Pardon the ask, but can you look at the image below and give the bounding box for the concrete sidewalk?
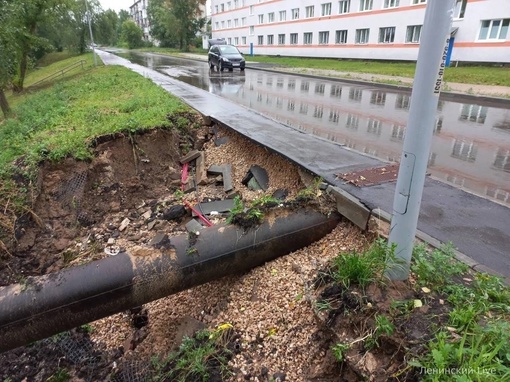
[98,50,510,283]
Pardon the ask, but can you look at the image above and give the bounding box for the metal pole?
[85,0,97,66]
[386,0,455,280]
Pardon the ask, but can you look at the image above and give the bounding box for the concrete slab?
[97,50,510,280]
[327,186,371,230]
[192,199,236,216]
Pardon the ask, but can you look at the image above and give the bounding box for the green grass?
[1,60,187,171]
[249,55,510,87]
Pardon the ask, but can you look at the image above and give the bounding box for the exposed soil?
[0,117,443,381]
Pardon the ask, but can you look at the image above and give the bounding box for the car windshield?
[219,45,240,54]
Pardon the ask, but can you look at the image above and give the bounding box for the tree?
[148,0,206,50]
[96,9,119,46]
[0,0,20,118]
[121,20,143,49]
[170,0,206,51]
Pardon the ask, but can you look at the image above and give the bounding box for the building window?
[349,88,363,102]
[227,2,231,10]
[315,83,326,94]
[227,20,231,28]
[304,32,313,44]
[258,35,264,45]
[383,0,399,8]
[359,0,373,11]
[412,0,426,3]
[319,31,330,44]
[451,139,478,162]
[267,35,274,45]
[395,94,410,109]
[454,0,467,19]
[221,4,224,12]
[406,25,422,43]
[242,17,246,26]
[278,34,285,45]
[391,125,405,141]
[339,0,350,14]
[249,5,254,15]
[331,85,342,97]
[258,14,264,24]
[221,21,225,29]
[290,33,298,44]
[335,29,348,43]
[292,8,300,20]
[379,26,395,43]
[367,119,382,136]
[268,12,275,22]
[280,10,286,21]
[346,114,359,129]
[234,19,239,27]
[215,5,219,13]
[321,3,332,16]
[215,22,219,30]
[493,148,510,172]
[460,104,488,124]
[234,0,239,8]
[301,81,310,92]
[228,37,232,44]
[305,6,314,18]
[479,19,510,40]
[249,26,254,35]
[242,36,246,44]
[355,28,370,44]
[370,91,386,106]
[288,79,296,90]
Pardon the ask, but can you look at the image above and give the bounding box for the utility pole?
[85,0,97,66]
[385,0,456,280]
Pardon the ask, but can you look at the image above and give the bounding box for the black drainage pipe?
[0,209,339,353]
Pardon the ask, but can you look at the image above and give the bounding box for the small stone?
[119,218,130,232]
[107,238,116,245]
[273,372,286,381]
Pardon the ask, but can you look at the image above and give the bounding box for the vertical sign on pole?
[385,0,456,280]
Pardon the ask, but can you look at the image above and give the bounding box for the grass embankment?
[323,240,510,380]
[0,52,189,246]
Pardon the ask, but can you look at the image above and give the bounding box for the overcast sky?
[98,0,212,14]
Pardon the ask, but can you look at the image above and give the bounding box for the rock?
[119,218,130,232]
[273,372,286,381]
[162,205,187,221]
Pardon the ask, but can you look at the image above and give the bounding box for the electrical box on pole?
[385,0,456,281]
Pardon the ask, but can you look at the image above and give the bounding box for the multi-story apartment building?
[130,0,151,42]
[210,0,510,63]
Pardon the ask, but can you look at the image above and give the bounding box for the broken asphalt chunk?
[191,199,236,216]
[242,165,269,191]
[179,149,201,164]
[208,164,233,192]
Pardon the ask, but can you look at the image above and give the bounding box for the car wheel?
[219,61,225,72]
[229,68,233,72]
[240,67,245,72]
[209,60,214,69]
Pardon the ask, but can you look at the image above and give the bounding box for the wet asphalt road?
[98,50,510,281]
[118,51,510,209]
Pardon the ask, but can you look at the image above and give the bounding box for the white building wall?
[210,0,510,63]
